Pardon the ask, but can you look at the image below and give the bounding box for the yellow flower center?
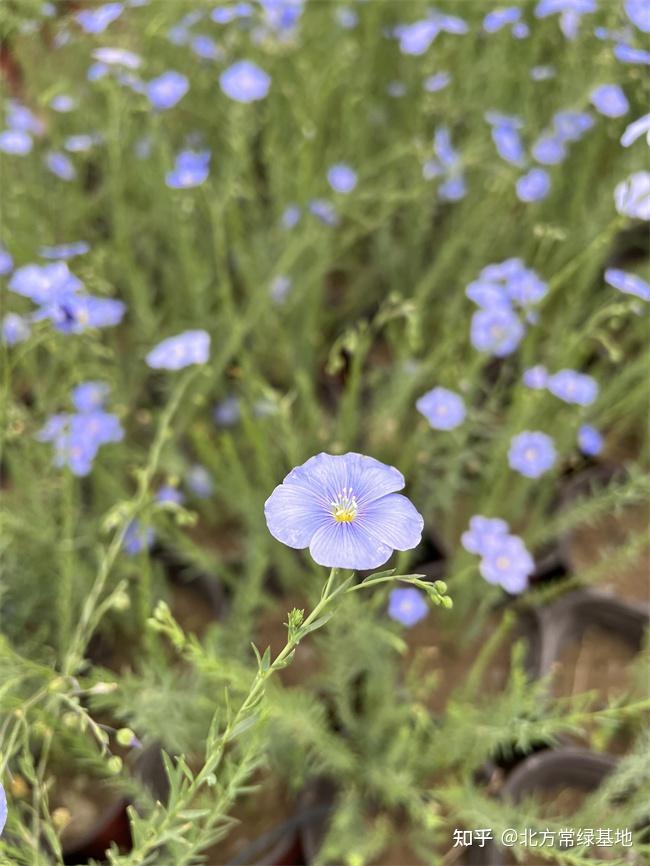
[331,488,358,523]
[496,556,511,570]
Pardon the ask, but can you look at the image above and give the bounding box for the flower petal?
[359,493,424,551]
[309,521,393,570]
[264,482,329,549]
[283,452,405,507]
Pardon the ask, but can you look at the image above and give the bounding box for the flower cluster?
[423,126,467,201]
[462,515,534,593]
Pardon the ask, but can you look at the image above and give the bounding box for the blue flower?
[269,274,292,304]
[92,47,142,68]
[439,176,467,201]
[76,3,124,33]
[530,65,556,80]
[461,515,509,555]
[423,72,450,92]
[9,262,82,303]
[191,35,221,60]
[388,588,428,627]
[578,424,603,456]
[516,168,551,202]
[0,129,32,154]
[491,123,526,166]
[327,163,357,194]
[214,395,241,426]
[88,62,109,82]
[479,533,534,593]
[72,382,110,413]
[620,113,650,147]
[483,7,521,33]
[40,241,90,259]
[0,246,13,274]
[211,3,253,23]
[470,307,525,356]
[45,152,76,182]
[260,0,304,33]
[523,365,549,389]
[531,135,566,165]
[146,330,210,370]
[309,199,338,226]
[166,150,211,188]
[506,269,548,306]
[50,94,76,113]
[335,7,358,29]
[547,369,598,405]
[416,387,466,430]
[465,280,511,310]
[553,110,594,143]
[512,22,530,38]
[613,44,650,65]
[156,485,185,505]
[219,61,270,103]
[534,0,596,38]
[604,268,650,301]
[281,204,301,229]
[147,71,189,110]
[0,781,6,836]
[264,452,424,569]
[185,464,214,498]
[615,171,650,220]
[508,431,557,478]
[398,20,439,55]
[41,295,125,333]
[123,520,155,555]
[6,101,44,135]
[1,313,30,346]
[625,0,650,32]
[590,84,629,118]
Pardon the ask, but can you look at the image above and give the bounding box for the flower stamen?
[331,487,358,523]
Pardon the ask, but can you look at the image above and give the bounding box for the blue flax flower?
[508,431,556,478]
[2,313,31,346]
[40,241,90,259]
[146,330,210,370]
[483,7,521,33]
[147,72,189,110]
[416,387,466,430]
[461,515,509,555]
[9,262,82,303]
[470,307,524,356]
[123,520,155,555]
[553,110,594,143]
[0,130,33,155]
[621,113,650,147]
[531,135,566,165]
[185,464,214,498]
[614,44,650,65]
[479,533,534,593]
[590,84,629,118]
[604,268,650,301]
[327,164,357,194]
[516,168,550,202]
[37,295,125,333]
[264,452,423,570]
[72,382,110,412]
[166,150,211,188]
[191,35,221,60]
[50,94,77,113]
[281,204,301,229]
[491,123,526,166]
[219,61,270,102]
[398,20,439,55]
[309,199,338,226]
[423,72,450,92]
[45,152,76,182]
[388,588,428,627]
[0,782,6,836]
[615,171,650,220]
[523,365,549,389]
[76,3,123,33]
[578,424,603,456]
[625,0,650,32]
[547,369,598,405]
[260,0,304,33]
[6,101,44,135]
[0,246,13,274]
[156,485,185,505]
[92,47,142,68]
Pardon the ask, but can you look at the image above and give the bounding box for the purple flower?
[479,533,534,593]
[45,152,76,182]
[506,270,548,307]
[219,61,270,103]
[9,262,82,303]
[398,20,439,55]
[123,520,155,555]
[461,515,509,555]
[439,176,466,201]
[0,781,5,835]
[590,84,629,118]
[483,8,521,33]
[214,395,241,426]
[327,163,357,194]
[531,135,566,165]
[146,330,210,370]
[185,464,214,498]
[615,171,650,220]
[516,168,551,202]
[625,0,650,32]
[423,72,450,92]
[0,130,32,154]
[470,307,524,356]
[614,43,650,65]
[547,369,598,405]
[416,387,466,430]
[76,3,124,33]
[1,313,30,345]
[43,295,125,333]
[309,199,338,226]
[211,3,253,23]
[388,588,428,627]
[465,280,511,310]
[523,365,549,389]
[38,398,123,477]
[264,452,424,570]
[6,101,44,135]
[0,247,13,275]
[40,241,90,259]
[87,62,109,82]
[508,431,557,478]
[553,111,594,143]
[72,382,109,413]
[578,424,603,456]
[604,268,650,301]
[156,485,185,505]
[147,72,189,110]
[92,47,142,68]
[621,113,650,147]
[166,150,211,189]
[434,126,459,168]
[191,35,221,60]
[50,94,76,113]
[260,0,304,33]
[491,124,525,166]
[512,21,530,38]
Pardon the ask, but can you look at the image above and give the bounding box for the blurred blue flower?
[491,123,526,166]
[191,35,221,60]
[479,533,533,593]
[219,61,270,102]
[530,65,556,80]
[88,62,109,82]
[508,431,556,478]
[398,20,439,55]
[76,3,124,33]
[146,330,210,370]
[625,0,650,32]
[466,280,511,310]
[281,204,301,229]
[523,365,549,389]
[156,485,185,505]
[1,313,30,346]
[553,110,594,143]
[547,369,598,405]
[439,176,467,201]
[604,268,650,301]
[614,171,650,220]
[269,274,292,304]
[534,0,596,40]
[185,464,214,498]
[0,130,32,155]
[147,71,189,110]
[45,152,76,182]
[327,163,357,194]
[211,3,253,23]
[483,7,521,33]
[64,135,96,153]
[388,588,428,627]
[264,452,423,569]
[590,84,629,118]
[309,199,338,226]
[336,7,358,29]
[72,382,110,413]
[166,150,211,188]
[416,387,466,430]
[620,113,650,147]
[431,9,468,35]
[506,269,548,307]
[92,47,142,68]
[123,520,155,555]
[516,168,551,202]
[9,262,82,303]
[387,81,407,98]
[40,295,126,333]
[512,21,530,38]
[40,241,90,259]
[471,307,524,356]
[434,126,459,168]
[614,43,650,65]
[214,395,241,426]
[578,424,603,456]
[423,71,450,92]
[462,515,510,555]
[531,135,566,165]
[50,94,76,113]
[260,0,304,33]
[0,246,13,274]
[6,101,44,135]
